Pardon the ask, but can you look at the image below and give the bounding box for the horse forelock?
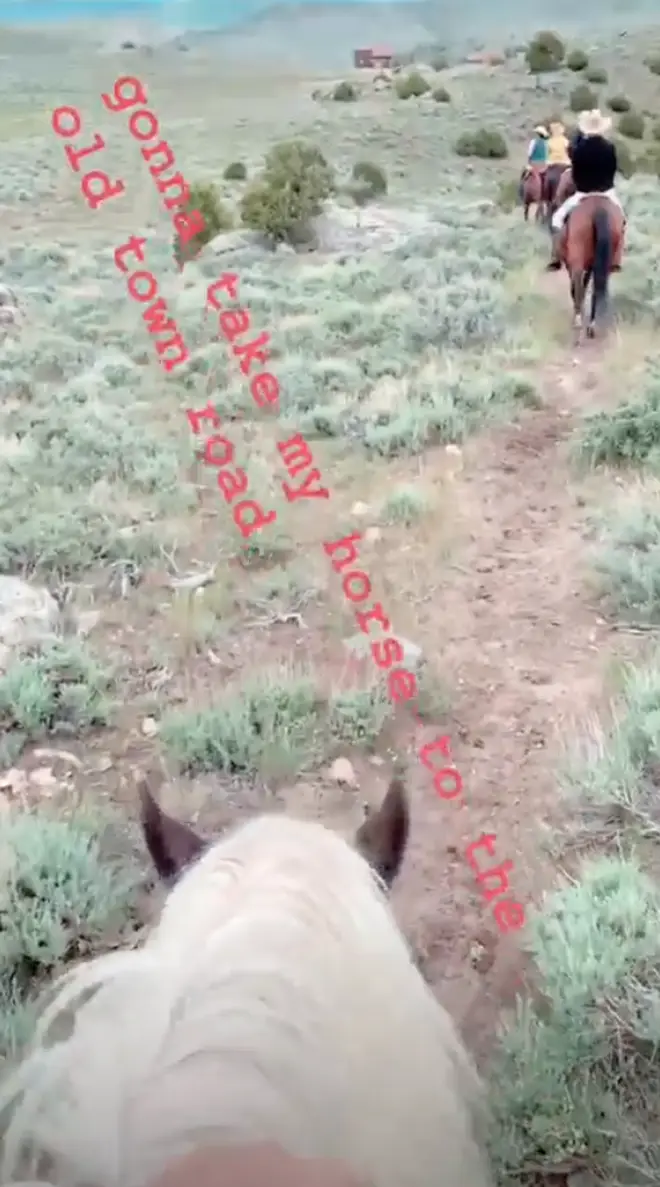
[0,814,494,1187]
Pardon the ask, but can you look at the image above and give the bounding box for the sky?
[0,0,415,25]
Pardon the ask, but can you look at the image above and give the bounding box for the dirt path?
[393,313,638,1057]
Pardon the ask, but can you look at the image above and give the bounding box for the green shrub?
[351,160,387,197]
[569,83,598,112]
[430,53,448,70]
[332,80,357,101]
[432,85,451,102]
[0,640,111,756]
[525,41,559,74]
[618,110,645,138]
[240,139,335,244]
[574,378,660,469]
[496,177,520,212]
[652,120,660,140]
[173,181,234,266]
[532,29,565,60]
[454,128,508,159]
[0,807,139,1055]
[613,137,635,178]
[395,70,431,99]
[566,48,589,71]
[223,160,247,181]
[161,665,390,777]
[592,491,660,623]
[489,855,660,1183]
[646,54,660,75]
[636,145,660,174]
[607,93,631,113]
[585,65,608,83]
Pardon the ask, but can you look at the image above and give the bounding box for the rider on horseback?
[520,124,548,198]
[547,120,570,168]
[547,110,623,270]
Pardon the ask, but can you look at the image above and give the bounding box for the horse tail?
[592,203,612,304]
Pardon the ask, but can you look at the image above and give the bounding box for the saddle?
[561,194,625,272]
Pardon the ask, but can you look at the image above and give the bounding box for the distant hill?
[193,0,657,69]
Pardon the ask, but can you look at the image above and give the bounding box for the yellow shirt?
[547,133,570,166]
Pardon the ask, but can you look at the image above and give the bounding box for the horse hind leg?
[570,271,586,343]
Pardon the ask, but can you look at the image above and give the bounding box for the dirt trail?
[393,306,637,1057]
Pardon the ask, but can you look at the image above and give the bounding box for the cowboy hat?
[577,108,612,137]
[534,124,549,136]
[549,120,565,135]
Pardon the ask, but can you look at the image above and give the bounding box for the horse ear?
[137,777,206,884]
[355,777,409,888]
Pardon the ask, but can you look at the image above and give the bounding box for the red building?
[353,46,394,69]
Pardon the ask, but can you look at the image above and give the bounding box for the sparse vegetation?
[454,128,508,158]
[618,109,645,138]
[0,640,112,757]
[525,30,566,77]
[161,665,391,777]
[332,80,357,102]
[613,136,635,176]
[395,70,431,99]
[569,82,599,111]
[607,93,632,112]
[173,180,234,265]
[223,160,247,181]
[351,159,388,198]
[0,805,139,1055]
[566,48,589,71]
[646,53,660,75]
[4,21,660,1179]
[240,138,335,242]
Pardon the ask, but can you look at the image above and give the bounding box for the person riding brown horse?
[521,167,545,221]
[542,120,571,219]
[559,191,625,338]
[547,109,624,271]
[520,123,548,220]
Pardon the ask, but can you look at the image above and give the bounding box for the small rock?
[364,526,381,543]
[30,766,57,789]
[0,767,28,797]
[351,501,370,516]
[76,609,101,637]
[397,637,424,670]
[141,717,159,737]
[329,757,358,787]
[0,576,60,675]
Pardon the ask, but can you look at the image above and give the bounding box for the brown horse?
[521,166,546,222]
[560,194,625,340]
[543,163,571,223]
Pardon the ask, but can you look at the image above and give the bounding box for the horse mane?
[0,783,493,1187]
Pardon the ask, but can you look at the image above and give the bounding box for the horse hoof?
[586,324,596,339]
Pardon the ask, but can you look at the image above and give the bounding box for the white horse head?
[0,778,493,1187]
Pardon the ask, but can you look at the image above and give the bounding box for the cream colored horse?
[0,779,494,1187]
